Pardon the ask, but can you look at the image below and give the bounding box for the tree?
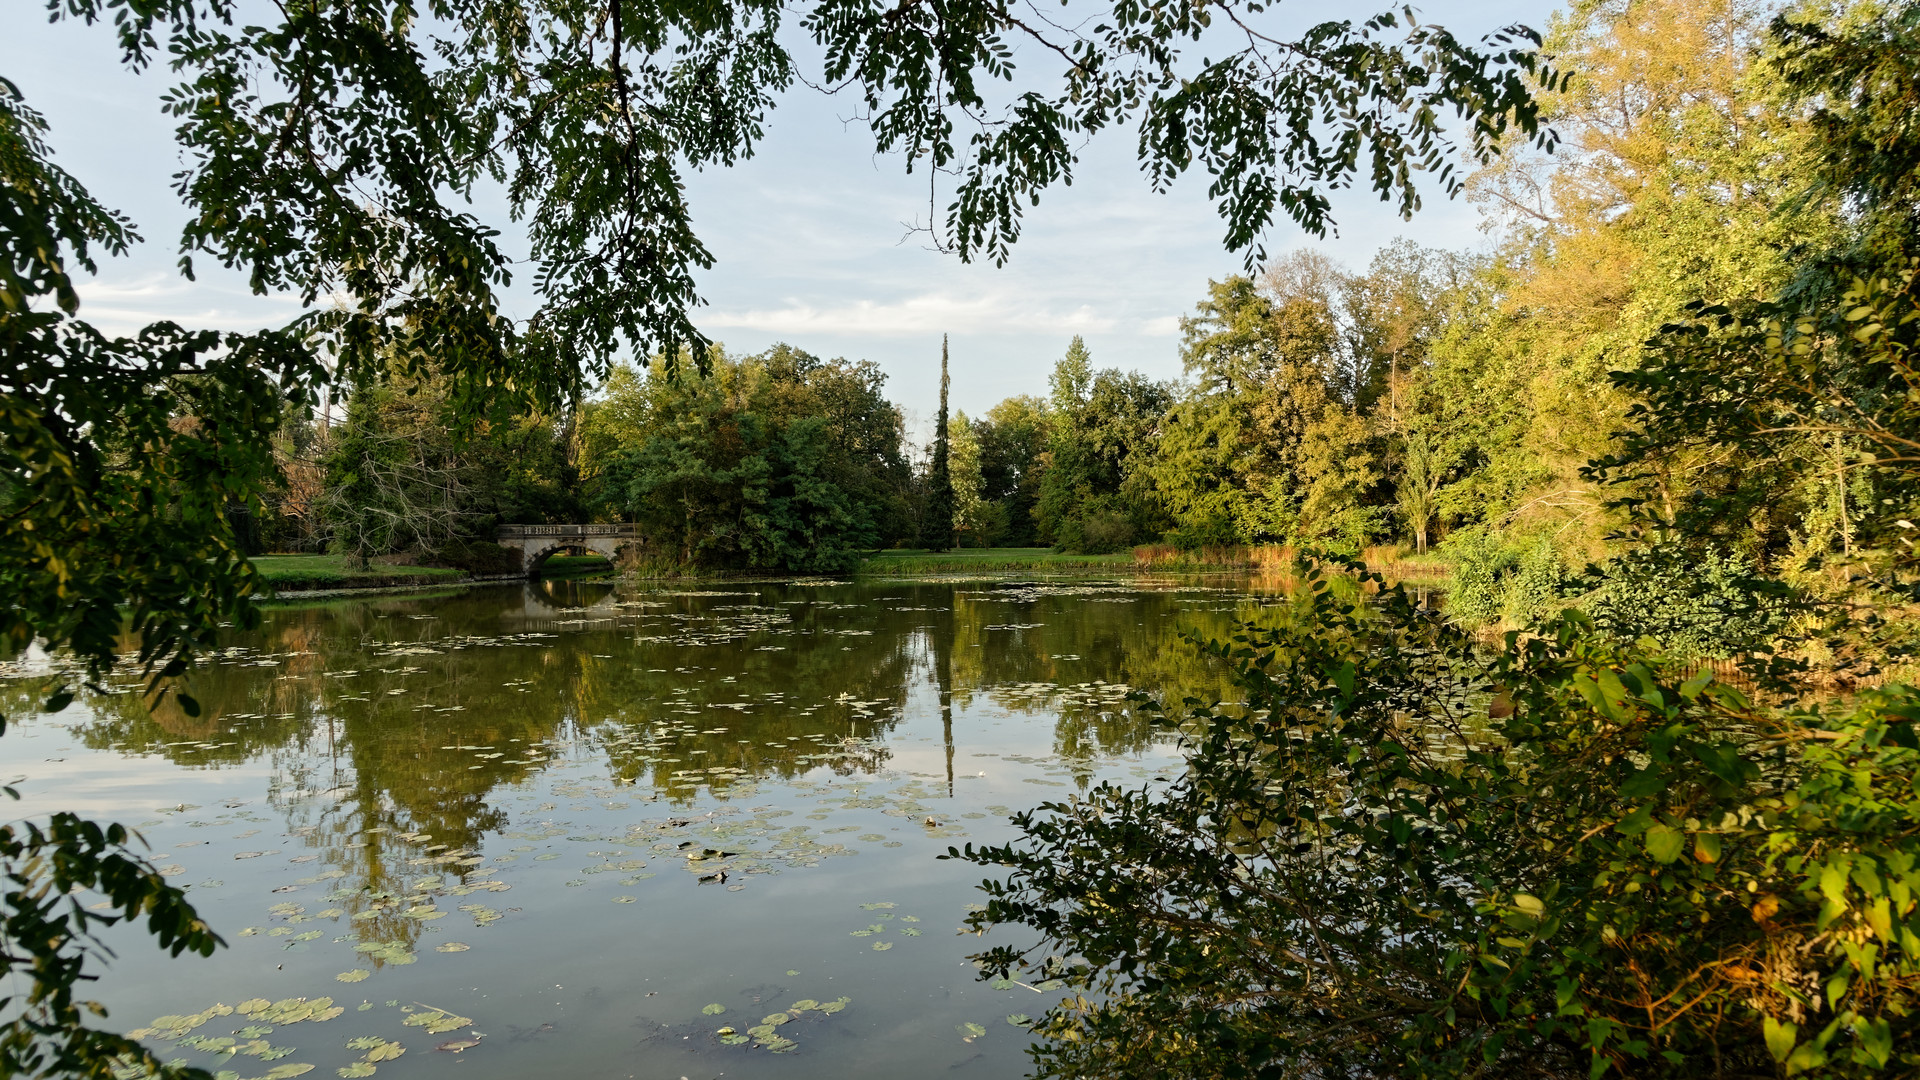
[949,412,1002,546]
[1395,426,1445,553]
[1151,275,1378,548]
[977,396,1052,547]
[1338,239,1467,416]
[1594,1,1920,573]
[319,378,476,568]
[921,336,956,551]
[586,346,910,572]
[1037,339,1172,553]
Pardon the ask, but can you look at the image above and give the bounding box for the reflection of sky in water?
[0,578,1284,1079]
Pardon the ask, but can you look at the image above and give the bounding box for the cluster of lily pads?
[118,998,476,1080]
[848,900,924,951]
[701,994,852,1053]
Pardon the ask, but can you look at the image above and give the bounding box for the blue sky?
[3,0,1552,427]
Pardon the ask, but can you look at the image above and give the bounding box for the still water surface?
[3,577,1291,1080]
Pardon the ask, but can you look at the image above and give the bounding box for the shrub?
[1578,545,1790,660]
[953,558,1920,1079]
[1440,524,1517,625]
[1164,516,1239,552]
[1075,510,1135,554]
[1505,535,1569,625]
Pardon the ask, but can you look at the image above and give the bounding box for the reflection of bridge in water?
[495,524,640,576]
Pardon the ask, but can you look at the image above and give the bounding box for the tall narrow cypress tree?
[922,335,956,551]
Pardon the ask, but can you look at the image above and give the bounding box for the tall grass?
[1131,542,1451,581]
[1132,544,1297,570]
[1359,543,1452,582]
[858,549,1131,576]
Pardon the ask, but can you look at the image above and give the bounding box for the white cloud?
[702,291,1123,338]
[73,272,303,336]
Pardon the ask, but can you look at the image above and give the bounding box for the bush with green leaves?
[1439,524,1518,624]
[952,558,1920,1078]
[1578,545,1791,661]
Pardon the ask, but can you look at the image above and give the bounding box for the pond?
[2,576,1315,1080]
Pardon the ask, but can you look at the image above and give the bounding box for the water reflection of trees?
[17,578,1294,917]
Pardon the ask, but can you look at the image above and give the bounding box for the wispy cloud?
[74,272,303,336]
[702,290,1154,338]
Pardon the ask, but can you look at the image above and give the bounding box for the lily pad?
[335,1064,375,1078]
[335,970,371,983]
[434,942,470,953]
[871,941,892,951]
[701,1004,726,1016]
[402,1009,471,1035]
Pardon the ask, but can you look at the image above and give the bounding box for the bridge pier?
[496,524,641,577]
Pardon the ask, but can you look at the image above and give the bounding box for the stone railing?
[496,524,641,539]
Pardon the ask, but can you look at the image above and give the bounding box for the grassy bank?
[857,547,1133,576]
[854,544,1453,581]
[1130,543,1452,581]
[539,554,614,576]
[250,555,467,593]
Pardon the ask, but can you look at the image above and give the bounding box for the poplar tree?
[921,335,956,551]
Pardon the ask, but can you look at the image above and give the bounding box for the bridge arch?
[496,524,641,577]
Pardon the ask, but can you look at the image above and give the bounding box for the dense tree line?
[269,0,1906,605]
[918,0,1919,666]
[254,0,1916,636]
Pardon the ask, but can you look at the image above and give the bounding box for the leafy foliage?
[317,368,580,567]
[1,78,314,706]
[1036,338,1173,553]
[953,558,1920,1077]
[1,793,223,1080]
[1576,545,1791,662]
[583,346,911,572]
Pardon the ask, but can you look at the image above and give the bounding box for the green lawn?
[538,554,614,575]
[250,555,465,591]
[857,547,1131,576]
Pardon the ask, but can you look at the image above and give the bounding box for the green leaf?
[1643,824,1684,864]
[1613,804,1655,837]
[1328,661,1355,699]
[1764,1016,1797,1063]
[1693,834,1721,864]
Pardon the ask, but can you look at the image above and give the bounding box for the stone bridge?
[495,524,641,576]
